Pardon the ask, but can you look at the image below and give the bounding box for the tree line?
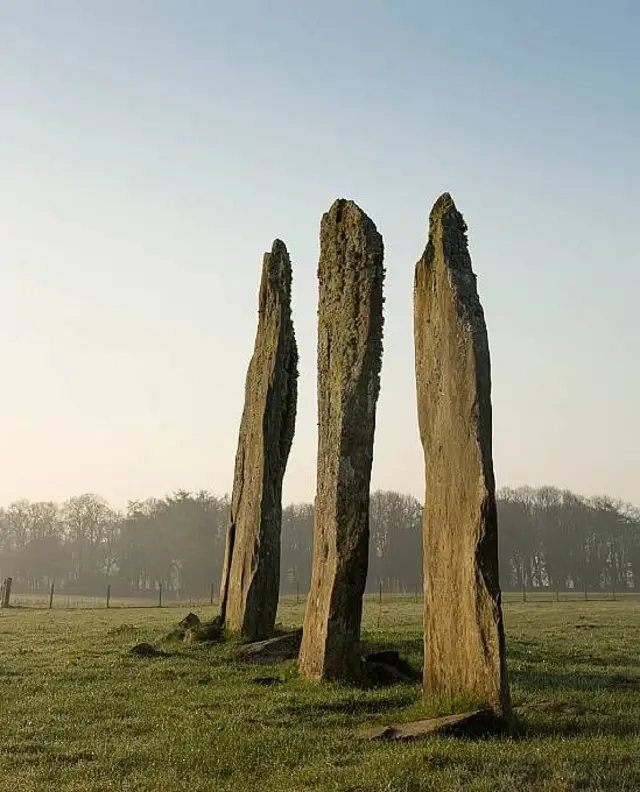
[0,487,638,598]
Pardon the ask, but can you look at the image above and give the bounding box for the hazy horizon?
[2,1,639,510]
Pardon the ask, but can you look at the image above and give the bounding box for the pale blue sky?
[1,0,638,508]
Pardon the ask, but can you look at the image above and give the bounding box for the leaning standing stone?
[414,193,510,714]
[219,240,298,641]
[299,199,385,681]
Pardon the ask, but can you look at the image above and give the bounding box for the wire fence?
[0,579,216,611]
[1,576,638,612]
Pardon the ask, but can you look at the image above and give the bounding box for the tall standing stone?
[414,193,510,714]
[299,199,385,681]
[219,240,298,641]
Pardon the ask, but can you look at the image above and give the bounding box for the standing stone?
[299,199,385,681]
[414,193,511,714]
[219,240,298,641]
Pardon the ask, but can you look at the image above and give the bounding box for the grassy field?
[1,597,638,791]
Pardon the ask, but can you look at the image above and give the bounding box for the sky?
[1,0,639,509]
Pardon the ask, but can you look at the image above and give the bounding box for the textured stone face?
[414,193,511,714]
[299,199,384,681]
[219,239,298,641]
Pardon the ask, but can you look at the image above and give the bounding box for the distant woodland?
[1,487,638,597]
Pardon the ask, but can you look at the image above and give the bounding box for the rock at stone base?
[360,650,420,685]
[236,628,303,664]
[179,612,201,628]
[358,709,506,741]
[183,617,224,645]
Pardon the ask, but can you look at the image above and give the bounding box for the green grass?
[0,597,638,791]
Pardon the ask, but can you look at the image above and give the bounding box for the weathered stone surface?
[299,199,385,681]
[218,240,298,641]
[413,193,511,714]
[358,709,506,741]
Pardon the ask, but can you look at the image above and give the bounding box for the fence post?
[555,583,560,603]
[0,580,4,608]
[106,584,111,609]
[210,583,215,606]
[2,578,13,608]
[612,578,616,602]
[522,580,527,603]
[158,583,163,608]
[1,577,12,609]
[584,581,588,601]
[49,583,55,609]
[296,580,300,605]
[379,580,383,605]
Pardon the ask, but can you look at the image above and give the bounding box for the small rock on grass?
[130,643,167,658]
[179,612,201,628]
[361,650,420,685]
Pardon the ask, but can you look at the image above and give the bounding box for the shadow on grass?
[511,710,640,739]
[509,659,640,739]
[353,634,639,740]
[361,635,423,657]
[281,691,418,720]
[508,642,638,671]
[155,626,637,741]
[0,669,22,678]
[510,665,640,696]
